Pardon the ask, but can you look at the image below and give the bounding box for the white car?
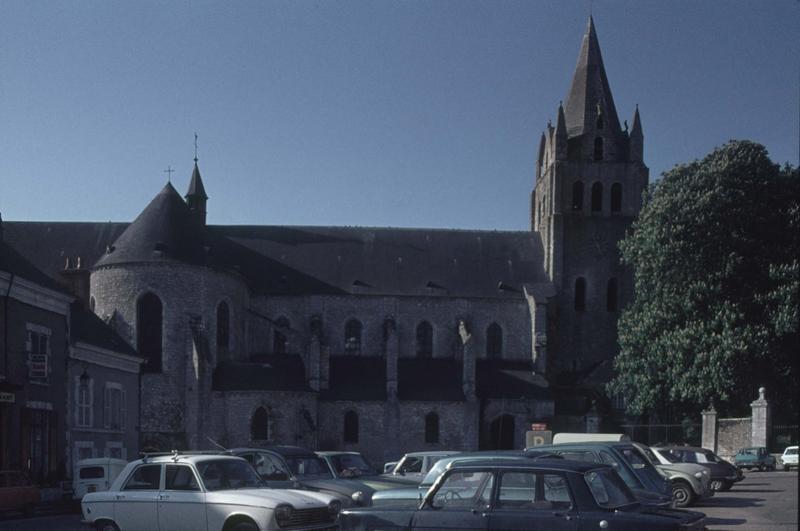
[81,453,341,531]
[384,451,461,481]
[781,446,798,471]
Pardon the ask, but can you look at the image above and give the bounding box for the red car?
[0,470,40,516]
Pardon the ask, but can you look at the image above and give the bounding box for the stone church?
[5,17,648,467]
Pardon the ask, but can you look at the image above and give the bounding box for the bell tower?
[531,17,649,375]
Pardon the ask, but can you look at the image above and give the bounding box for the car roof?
[316,451,362,457]
[135,454,246,465]
[402,451,460,457]
[651,445,707,452]
[449,458,610,474]
[76,458,129,466]
[258,445,319,457]
[535,442,634,450]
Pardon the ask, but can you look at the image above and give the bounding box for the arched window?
[216,301,230,349]
[591,182,603,212]
[574,278,586,312]
[425,412,439,444]
[607,278,618,312]
[274,317,289,354]
[486,323,503,359]
[611,183,622,213]
[137,292,163,372]
[416,321,433,357]
[251,407,270,440]
[89,296,96,312]
[343,411,359,443]
[572,181,584,211]
[594,137,603,161]
[344,319,362,353]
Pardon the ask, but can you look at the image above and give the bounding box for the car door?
[158,464,207,531]
[488,471,578,531]
[411,470,492,531]
[114,464,161,531]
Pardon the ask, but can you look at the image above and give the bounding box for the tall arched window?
[607,278,618,312]
[425,412,439,444]
[572,181,584,211]
[611,183,622,213]
[344,319,362,353]
[591,182,603,212]
[574,278,586,312]
[137,292,163,372]
[416,321,433,357]
[216,301,230,350]
[274,317,289,354]
[251,406,270,440]
[593,137,604,161]
[343,411,359,443]
[486,323,503,359]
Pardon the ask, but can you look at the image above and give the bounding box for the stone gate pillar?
[750,387,771,448]
[701,404,717,452]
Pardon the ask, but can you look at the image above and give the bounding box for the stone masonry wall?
[717,417,751,459]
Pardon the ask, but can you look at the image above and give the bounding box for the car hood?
[206,488,336,509]
[633,506,706,525]
[631,487,673,508]
[303,476,413,497]
[370,487,424,505]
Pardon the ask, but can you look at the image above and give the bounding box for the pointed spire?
[563,17,622,138]
[185,157,208,226]
[629,105,643,161]
[554,101,568,160]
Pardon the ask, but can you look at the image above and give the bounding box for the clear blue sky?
[1,1,797,230]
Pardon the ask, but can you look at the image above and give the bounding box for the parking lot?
[0,470,795,531]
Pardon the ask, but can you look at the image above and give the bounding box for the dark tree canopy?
[608,141,799,419]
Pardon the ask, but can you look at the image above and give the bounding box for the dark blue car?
[340,459,706,531]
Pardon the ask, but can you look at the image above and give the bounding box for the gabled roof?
[563,17,622,138]
[0,239,70,295]
[70,302,140,358]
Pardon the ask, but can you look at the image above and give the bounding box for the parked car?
[370,450,561,507]
[316,451,378,478]
[385,450,461,482]
[73,458,128,500]
[780,445,798,471]
[529,441,674,508]
[734,446,777,471]
[652,445,743,492]
[0,470,40,517]
[81,452,341,531]
[634,443,713,507]
[230,446,413,507]
[339,459,707,531]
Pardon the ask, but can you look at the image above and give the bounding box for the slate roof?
[186,162,208,200]
[320,356,387,401]
[70,302,141,358]
[398,358,464,401]
[563,16,622,138]
[475,359,551,400]
[0,238,70,295]
[212,355,311,392]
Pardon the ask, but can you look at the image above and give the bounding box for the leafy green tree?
[608,141,799,419]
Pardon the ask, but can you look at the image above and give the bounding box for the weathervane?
[194,132,199,163]
[164,166,174,183]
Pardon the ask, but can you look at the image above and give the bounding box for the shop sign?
[0,391,14,403]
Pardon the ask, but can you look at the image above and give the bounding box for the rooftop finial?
[194,132,199,163]
[164,166,174,183]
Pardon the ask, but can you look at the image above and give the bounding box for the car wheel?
[718,480,734,492]
[671,481,694,508]
[710,479,723,491]
[758,464,765,472]
[95,521,119,531]
[229,522,259,531]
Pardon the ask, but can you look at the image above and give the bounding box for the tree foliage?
[608,141,799,418]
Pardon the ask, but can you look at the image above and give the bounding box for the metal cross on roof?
[164,166,175,182]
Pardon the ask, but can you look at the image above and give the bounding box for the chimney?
[59,256,91,308]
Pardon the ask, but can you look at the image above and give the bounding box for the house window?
[611,183,622,212]
[137,292,163,372]
[591,182,603,212]
[216,301,230,350]
[574,278,586,312]
[416,321,433,357]
[103,383,126,431]
[26,325,51,382]
[607,278,618,312]
[343,411,359,444]
[344,319,362,353]
[76,375,93,428]
[594,137,603,161]
[572,181,584,211]
[486,323,503,359]
[273,317,289,354]
[425,412,439,444]
[251,407,271,441]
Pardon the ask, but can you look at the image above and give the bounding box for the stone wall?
[716,418,751,459]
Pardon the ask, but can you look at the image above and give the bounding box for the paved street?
[0,470,796,530]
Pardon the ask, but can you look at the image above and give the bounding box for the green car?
[733,447,776,471]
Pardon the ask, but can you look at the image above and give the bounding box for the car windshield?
[654,449,681,464]
[197,459,264,491]
[284,455,333,479]
[786,448,798,456]
[395,456,423,474]
[620,447,665,491]
[422,459,453,486]
[740,448,758,455]
[330,454,373,476]
[584,468,638,509]
[701,451,723,463]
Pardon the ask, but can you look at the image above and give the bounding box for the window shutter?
[121,388,127,430]
[104,387,110,429]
